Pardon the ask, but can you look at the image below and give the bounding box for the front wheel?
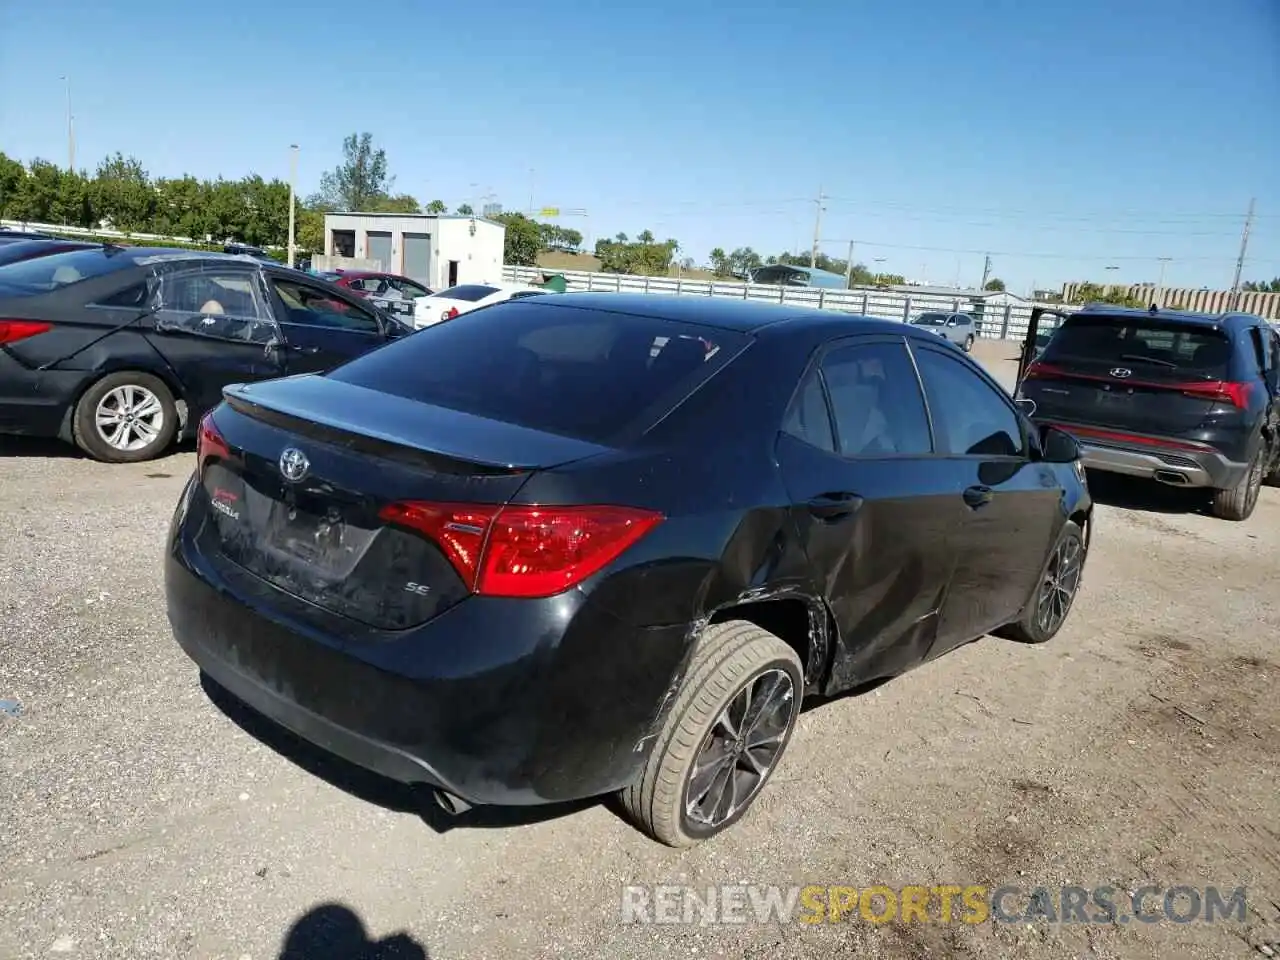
[73,372,178,463]
[620,620,803,847]
[1003,520,1086,644]
[1210,450,1264,520]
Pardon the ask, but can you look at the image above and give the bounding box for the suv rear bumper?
[1041,421,1249,489]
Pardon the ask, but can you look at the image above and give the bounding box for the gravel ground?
[1,342,1277,960]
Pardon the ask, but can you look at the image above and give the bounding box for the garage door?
[366,232,392,272]
[402,233,432,285]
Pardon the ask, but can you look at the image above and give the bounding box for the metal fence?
[503,266,1073,342]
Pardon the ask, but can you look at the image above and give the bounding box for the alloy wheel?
[684,668,797,829]
[95,384,165,452]
[1036,535,1084,635]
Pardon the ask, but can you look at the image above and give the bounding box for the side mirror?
[1038,424,1080,464]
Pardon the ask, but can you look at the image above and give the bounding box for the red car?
[324,271,433,302]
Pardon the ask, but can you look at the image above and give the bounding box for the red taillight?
[443,306,459,321]
[1023,361,1065,380]
[0,319,52,345]
[196,411,230,468]
[1174,380,1252,409]
[378,501,664,598]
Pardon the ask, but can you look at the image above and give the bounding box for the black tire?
[1003,520,1086,645]
[1263,442,1280,488]
[1210,449,1264,521]
[72,371,178,463]
[620,620,804,847]
[963,334,975,353]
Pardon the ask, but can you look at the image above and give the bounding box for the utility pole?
[1229,198,1255,309]
[287,144,299,269]
[809,187,825,269]
[60,75,74,173]
[980,254,992,291]
[843,240,856,287]
[528,168,535,217]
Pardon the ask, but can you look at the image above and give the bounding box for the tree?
[92,153,154,231]
[425,199,447,214]
[493,213,541,266]
[1242,278,1280,293]
[728,247,762,278]
[1067,282,1147,308]
[372,193,422,214]
[709,248,731,278]
[984,277,1006,292]
[455,203,474,216]
[316,133,392,211]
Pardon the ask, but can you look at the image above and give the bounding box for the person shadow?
[279,903,429,959]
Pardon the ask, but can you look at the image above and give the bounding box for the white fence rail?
[504,266,1076,342]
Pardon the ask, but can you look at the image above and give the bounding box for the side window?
[1270,329,1280,374]
[272,278,380,333]
[913,347,1024,457]
[820,341,932,456]
[155,270,275,344]
[96,283,150,308]
[1248,326,1269,374]
[782,368,836,453]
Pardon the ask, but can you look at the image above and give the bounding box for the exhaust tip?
[1153,470,1189,485]
[432,789,472,816]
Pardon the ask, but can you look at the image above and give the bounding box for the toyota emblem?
[278,447,310,482]
[1109,367,1133,379]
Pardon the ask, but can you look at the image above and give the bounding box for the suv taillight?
[0,319,52,345]
[1175,380,1253,409]
[1022,361,1065,380]
[379,501,664,598]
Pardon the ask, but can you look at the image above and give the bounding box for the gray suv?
[909,311,977,352]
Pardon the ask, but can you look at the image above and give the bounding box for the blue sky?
[2,0,1278,293]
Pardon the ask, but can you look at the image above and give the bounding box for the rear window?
[432,284,499,302]
[1044,315,1233,376]
[0,247,137,294]
[328,300,751,443]
[912,313,948,326]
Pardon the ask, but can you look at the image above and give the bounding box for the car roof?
[524,291,917,337]
[1074,303,1264,329]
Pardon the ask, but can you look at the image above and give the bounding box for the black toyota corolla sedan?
[0,245,412,462]
[166,292,1093,846]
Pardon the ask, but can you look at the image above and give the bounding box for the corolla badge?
[1110,367,1133,379]
[278,447,310,482]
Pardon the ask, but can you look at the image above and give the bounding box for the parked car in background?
[167,292,1091,847]
[412,281,549,328]
[0,246,413,463]
[330,271,433,321]
[1018,304,1280,521]
[0,238,96,267]
[223,242,277,263]
[909,311,978,352]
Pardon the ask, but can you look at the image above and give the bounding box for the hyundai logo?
[1109,367,1133,379]
[278,447,310,482]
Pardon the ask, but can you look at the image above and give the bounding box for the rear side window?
[820,341,932,456]
[1044,315,1233,377]
[328,301,751,443]
[433,284,498,302]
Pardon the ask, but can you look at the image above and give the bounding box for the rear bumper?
[165,478,692,807]
[1071,440,1247,489]
[0,355,84,439]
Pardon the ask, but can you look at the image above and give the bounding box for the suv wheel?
[73,372,178,463]
[1003,520,1086,644]
[1211,451,1264,521]
[620,620,803,847]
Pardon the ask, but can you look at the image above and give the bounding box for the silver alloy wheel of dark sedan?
[684,667,796,829]
[1036,533,1084,635]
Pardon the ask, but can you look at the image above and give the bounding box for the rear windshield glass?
[432,284,498,302]
[912,313,948,326]
[328,300,751,443]
[1044,315,1233,375]
[0,247,137,294]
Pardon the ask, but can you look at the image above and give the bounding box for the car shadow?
[200,672,603,835]
[1084,469,1212,516]
[279,902,429,959]
[0,435,197,461]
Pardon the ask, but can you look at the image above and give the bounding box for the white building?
[322,213,506,290]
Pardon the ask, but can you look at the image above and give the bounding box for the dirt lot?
[1,342,1277,960]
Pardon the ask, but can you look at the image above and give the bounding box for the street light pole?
[287,144,299,269]
[1157,257,1172,288]
[59,75,74,173]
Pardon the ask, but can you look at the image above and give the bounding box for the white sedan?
[412,282,549,328]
